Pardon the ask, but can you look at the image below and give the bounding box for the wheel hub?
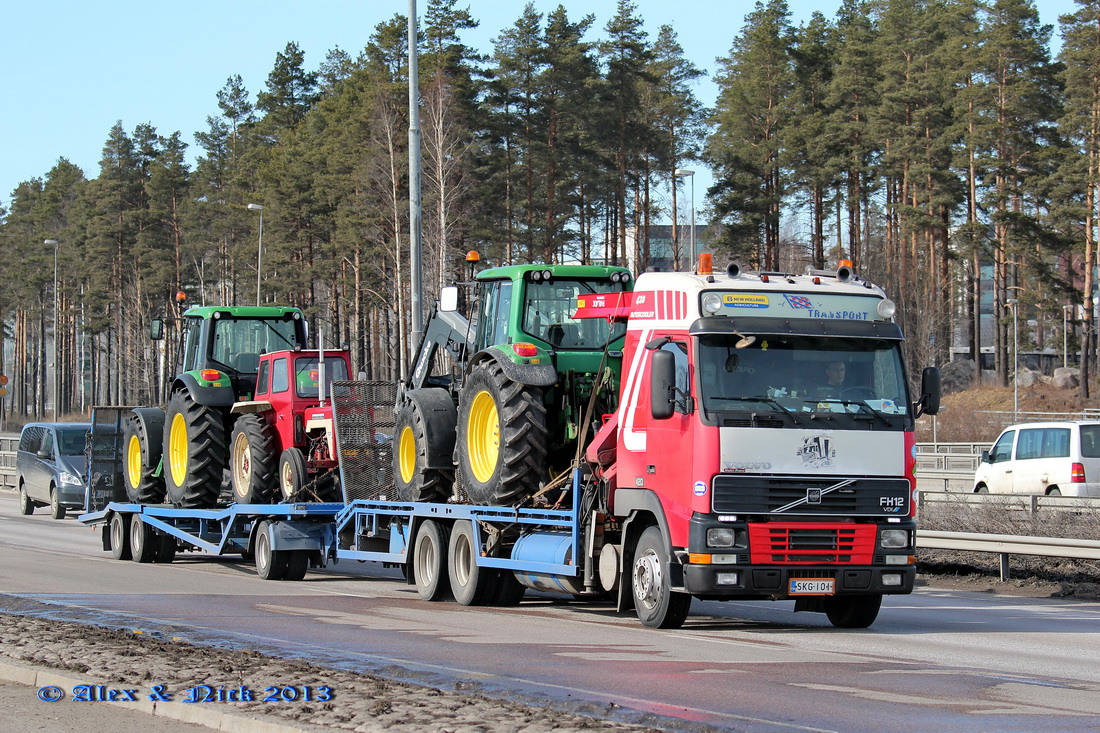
[634,550,662,610]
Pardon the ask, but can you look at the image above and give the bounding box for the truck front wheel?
[457,360,547,505]
[164,391,226,508]
[123,416,165,503]
[631,526,691,629]
[823,594,882,628]
[230,414,277,504]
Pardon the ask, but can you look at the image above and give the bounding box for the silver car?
[17,422,90,519]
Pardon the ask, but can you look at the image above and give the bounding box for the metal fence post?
[999,554,1011,581]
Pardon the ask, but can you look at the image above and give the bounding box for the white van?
[973,421,1100,496]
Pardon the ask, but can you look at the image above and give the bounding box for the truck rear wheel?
[123,416,166,504]
[632,526,691,629]
[230,414,277,504]
[394,397,453,502]
[164,390,226,508]
[457,360,547,505]
[413,519,450,601]
[823,594,881,628]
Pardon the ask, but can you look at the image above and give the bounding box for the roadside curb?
[0,658,306,733]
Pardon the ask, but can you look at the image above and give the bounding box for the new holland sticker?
[723,294,769,309]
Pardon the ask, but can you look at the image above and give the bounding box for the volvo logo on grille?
[807,488,822,504]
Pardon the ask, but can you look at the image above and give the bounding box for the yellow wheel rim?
[467,390,499,484]
[168,413,189,487]
[398,425,416,485]
[126,434,142,490]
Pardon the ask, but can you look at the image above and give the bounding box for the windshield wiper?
[709,396,808,425]
[805,398,893,426]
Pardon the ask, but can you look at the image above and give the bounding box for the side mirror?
[650,350,675,420]
[915,366,941,417]
[981,449,991,464]
[150,318,165,340]
[440,286,459,312]
[37,447,51,459]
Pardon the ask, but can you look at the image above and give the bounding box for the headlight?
[707,527,736,548]
[702,293,723,314]
[60,472,83,486]
[877,299,897,319]
[880,528,909,548]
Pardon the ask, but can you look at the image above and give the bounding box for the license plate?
[789,578,835,595]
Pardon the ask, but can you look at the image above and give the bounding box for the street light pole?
[674,169,695,270]
[1064,305,1073,369]
[45,239,59,421]
[1007,298,1019,421]
[248,204,264,305]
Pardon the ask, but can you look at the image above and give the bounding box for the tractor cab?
[227,348,352,504]
[156,306,309,402]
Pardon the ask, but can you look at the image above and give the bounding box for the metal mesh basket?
[86,407,134,511]
[331,381,397,503]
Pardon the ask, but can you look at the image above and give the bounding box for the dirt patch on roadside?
[0,607,665,732]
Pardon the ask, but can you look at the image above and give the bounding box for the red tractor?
[228,348,352,503]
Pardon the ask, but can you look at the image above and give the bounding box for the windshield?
[698,334,911,426]
[294,356,350,398]
[522,279,627,349]
[212,318,300,373]
[57,429,87,456]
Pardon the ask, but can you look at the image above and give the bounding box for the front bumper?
[683,563,915,599]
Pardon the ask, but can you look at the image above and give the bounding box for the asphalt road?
[2,493,1100,732]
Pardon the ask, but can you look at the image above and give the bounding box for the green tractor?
[122,305,308,508]
[394,264,633,506]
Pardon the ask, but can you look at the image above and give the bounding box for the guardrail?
[917,529,1100,581]
[0,432,17,488]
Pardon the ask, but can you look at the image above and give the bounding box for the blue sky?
[0,0,1080,211]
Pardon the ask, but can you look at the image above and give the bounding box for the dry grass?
[916,383,1100,442]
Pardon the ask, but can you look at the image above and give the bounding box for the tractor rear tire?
[394,398,452,502]
[123,415,166,504]
[163,390,226,508]
[229,414,277,504]
[457,360,547,505]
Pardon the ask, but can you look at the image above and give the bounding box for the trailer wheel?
[164,390,226,508]
[230,414,277,504]
[458,360,547,505]
[18,483,34,515]
[123,415,166,503]
[277,448,307,501]
[130,513,158,563]
[284,551,309,581]
[448,520,498,606]
[489,571,526,607]
[631,526,691,629]
[394,397,453,502]
[109,512,132,561]
[413,519,450,601]
[823,594,882,629]
[254,521,287,580]
[155,534,176,563]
